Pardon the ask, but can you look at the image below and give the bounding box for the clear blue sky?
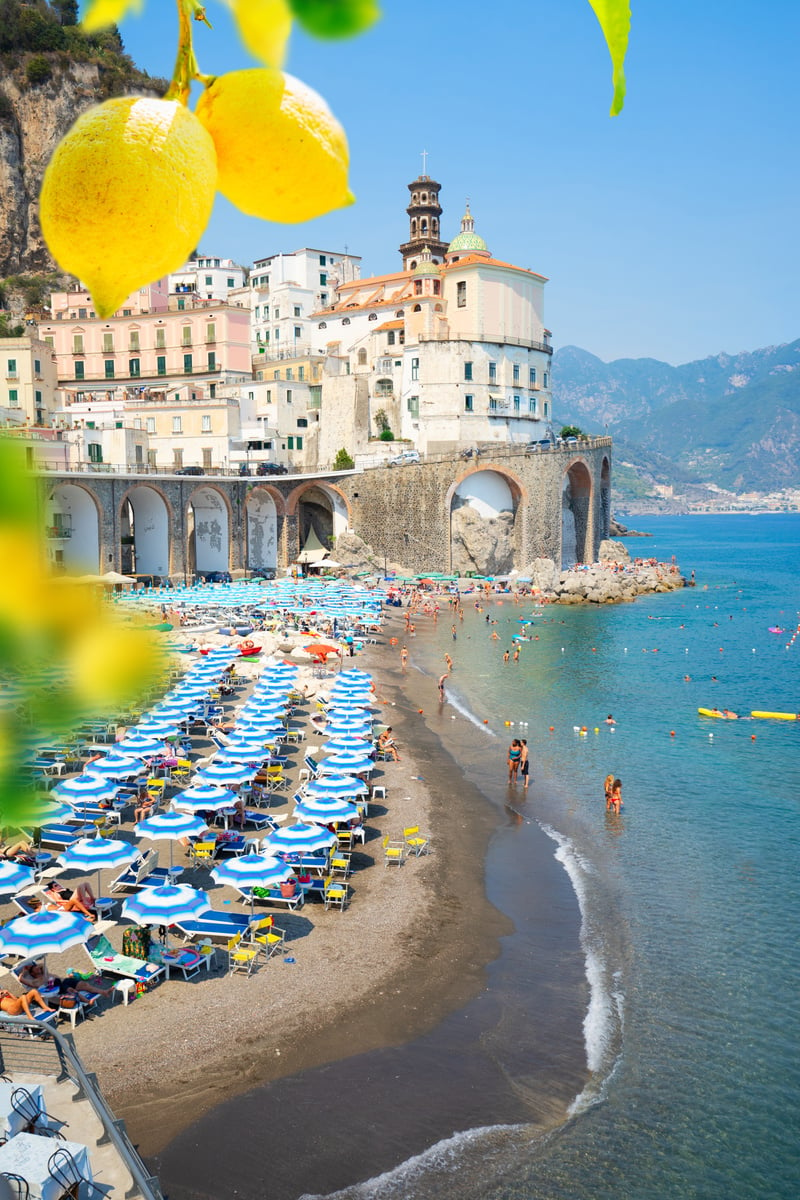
[92,0,800,365]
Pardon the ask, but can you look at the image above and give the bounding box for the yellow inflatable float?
[750,711,797,720]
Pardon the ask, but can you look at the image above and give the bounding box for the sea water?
[316,514,800,1199]
[154,515,799,1200]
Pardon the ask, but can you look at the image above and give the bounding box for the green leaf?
[587,0,631,115]
[81,0,143,33]
[289,0,380,40]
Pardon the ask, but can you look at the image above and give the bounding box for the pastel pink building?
[40,280,252,397]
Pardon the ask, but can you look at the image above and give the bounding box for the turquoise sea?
[155,514,800,1200]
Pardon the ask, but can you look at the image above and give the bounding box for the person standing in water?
[507,738,522,782]
[520,739,530,788]
[438,672,449,701]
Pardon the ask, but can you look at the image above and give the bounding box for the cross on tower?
[421,149,428,175]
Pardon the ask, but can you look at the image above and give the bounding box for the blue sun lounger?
[174,909,252,943]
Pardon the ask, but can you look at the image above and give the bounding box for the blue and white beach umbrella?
[58,835,138,894]
[0,861,35,896]
[304,774,368,798]
[172,785,236,814]
[263,823,337,855]
[213,745,269,765]
[136,811,207,867]
[317,752,374,775]
[294,796,360,825]
[194,761,255,787]
[54,773,119,802]
[320,737,372,755]
[135,722,181,740]
[87,752,142,778]
[115,734,168,757]
[211,854,293,913]
[0,910,93,958]
[122,884,208,932]
[324,722,373,739]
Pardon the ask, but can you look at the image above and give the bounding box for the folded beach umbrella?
[136,810,207,867]
[304,774,368,798]
[58,835,138,895]
[54,773,119,802]
[87,752,143,779]
[115,734,169,757]
[317,752,374,775]
[294,796,360,825]
[263,823,337,855]
[0,910,94,959]
[122,884,208,942]
[172,784,237,813]
[194,761,255,787]
[0,860,35,896]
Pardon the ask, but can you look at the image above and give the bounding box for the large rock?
[521,557,559,592]
[598,538,631,564]
[450,504,515,576]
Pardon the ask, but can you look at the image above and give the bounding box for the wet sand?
[146,619,588,1199]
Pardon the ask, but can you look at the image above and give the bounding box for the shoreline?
[74,638,514,1162]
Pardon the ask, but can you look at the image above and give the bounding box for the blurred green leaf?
[289,0,380,39]
[587,0,631,115]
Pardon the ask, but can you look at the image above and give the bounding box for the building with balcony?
[40,284,252,401]
[313,182,554,466]
[0,335,60,428]
[250,247,361,358]
[170,254,248,301]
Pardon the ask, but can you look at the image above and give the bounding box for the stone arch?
[245,486,283,574]
[119,483,171,577]
[562,459,593,567]
[288,481,351,558]
[446,467,526,576]
[47,482,101,573]
[186,485,232,577]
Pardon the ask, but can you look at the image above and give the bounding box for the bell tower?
[399,167,449,270]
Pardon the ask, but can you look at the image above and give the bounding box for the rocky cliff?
[0,4,166,278]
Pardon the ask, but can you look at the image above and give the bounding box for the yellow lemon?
[40,97,217,319]
[195,69,354,224]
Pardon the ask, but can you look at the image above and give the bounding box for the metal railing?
[0,1017,164,1200]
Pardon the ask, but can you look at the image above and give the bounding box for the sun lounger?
[240,885,305,910]
[174,909,252,944]
[108,849,173,894]
[84,934,165,988]
[38,823,94,849]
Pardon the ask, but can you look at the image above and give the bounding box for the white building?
[0,335,60,428]
[313,178,554,467]
[170,255,248,302]
[250,247,361,360]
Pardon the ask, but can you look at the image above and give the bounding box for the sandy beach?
[6,628,513,1164]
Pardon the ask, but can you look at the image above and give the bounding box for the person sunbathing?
[377,728,401,761]
[0,988,56,1018]
[43,881,96,921]
[0,835,35,862]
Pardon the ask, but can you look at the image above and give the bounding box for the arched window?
[342,317,350,326]
[413,304,422,313]
[432,219,438,234]
[433,280,441,295]
[421,193,427,202]
[414,280,423,295]
[318,321,327,329]
[368,313,377,321]
[412,192,418,203]
[411,218,417,235]
[396,310,404,318]
[421,220,428,235]
[434,303,443,312]
[357,348,367,365]
[409,261,417,270]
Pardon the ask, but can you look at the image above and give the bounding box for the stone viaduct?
[41,438,612,579]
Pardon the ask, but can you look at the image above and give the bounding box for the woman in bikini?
[604,774,615,811]
[0,988,57,1018]
[507,739,522,783]
[43,882,96,921]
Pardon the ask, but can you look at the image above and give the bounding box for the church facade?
[310,175,555,467]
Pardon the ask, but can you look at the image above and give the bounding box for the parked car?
[174,465,205,475]
[256,462,289,476]
[524,440,552,452]
[387,449,421,467]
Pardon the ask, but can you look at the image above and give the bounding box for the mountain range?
[552,341,800,503]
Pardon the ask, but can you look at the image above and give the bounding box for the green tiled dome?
[447,230,488,253]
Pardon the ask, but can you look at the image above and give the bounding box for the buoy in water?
[549,726,554,732]
[670,730,676,737]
